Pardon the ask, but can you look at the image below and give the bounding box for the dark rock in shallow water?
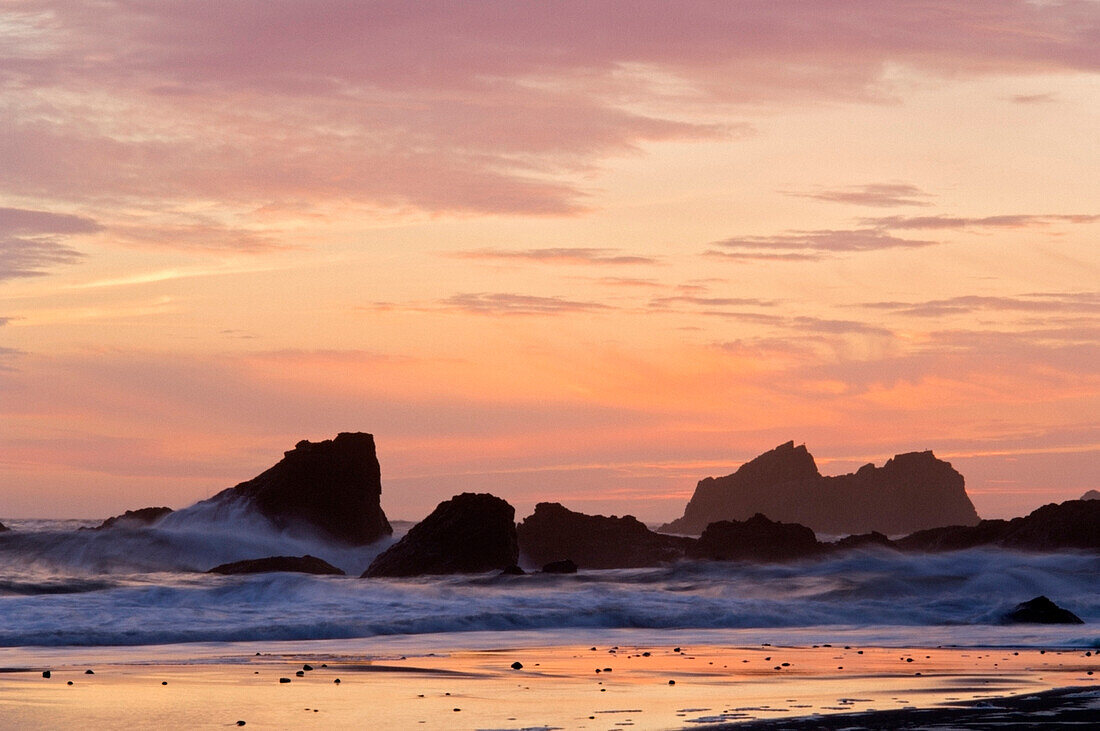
[0,520,7,532]
[93,506,173,530]
[517,502,692,569]
[499,564,525,575]
[687,513,823,562]
[206,555,344,575]
[660,441,979,536]
[541,559,578,574]
[206,432,391,545]
[363,493,518,577]
[832,531,897,551]
[898,499,1100,552]
[1003,596,1084,624]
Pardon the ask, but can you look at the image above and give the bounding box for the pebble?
[279,677,291,683]
[162,681,168,685]
[42,671,51,678]
[295,670,305,677]
[67,681,74,685]
[236,722,246,727]
[511,661,523,670]
[303,664,313,671]
[334,678,341,684]
[668,679,676,685]
[85,669,94,675]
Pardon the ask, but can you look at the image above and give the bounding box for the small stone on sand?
[236,722,246,727]
[303,664,313,671]
[67,681,73,685]
[334,678,341,684]
[295,670,305,677]
[85,669,94,674]
[42,671,51,678]
[668,679,676,685]
[511,661,523,669]
[279,677,291,683]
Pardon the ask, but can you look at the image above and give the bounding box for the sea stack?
[206,432,391,544]
[661,442,979,536]
[517,502,691,569]
[363,493,517,577]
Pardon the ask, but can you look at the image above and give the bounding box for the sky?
[1,1,1098,522]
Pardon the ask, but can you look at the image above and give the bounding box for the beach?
[3,634,1096,729]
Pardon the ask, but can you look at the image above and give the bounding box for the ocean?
[1,506,1097,651]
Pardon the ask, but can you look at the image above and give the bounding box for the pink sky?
[1,1,1098,521]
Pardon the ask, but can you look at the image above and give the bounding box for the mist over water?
[2,508,1097,649]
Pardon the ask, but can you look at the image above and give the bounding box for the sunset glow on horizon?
[1,1,1097,521]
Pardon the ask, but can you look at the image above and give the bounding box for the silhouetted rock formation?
[517,502,692,569]
[363,493,518,577]
[899,499,1100,552]
[0,520,7,532]
[1002,596,1083,624]
[660,442,979,536]
[541,559,578,574]
[1081,489,1100,500]
[207,555,345,575]
[208,432,391,545]
[832,531,896,551]
[687,513,823,562]
[94,507,173,530]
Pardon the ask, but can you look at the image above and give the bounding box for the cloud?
[784,183,933,207]
[0,207,100,280]
[649,295,779,309]
[3,1,1098,220]
[439,292,614,316]
[862,214,1100,230]
[863,292,1100,317]
[1011,93,1057,104]
[452,247,658,266]
[705,228,935,261]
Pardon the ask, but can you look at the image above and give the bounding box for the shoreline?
[1,638,1095,729]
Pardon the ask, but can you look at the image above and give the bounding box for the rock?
[833,531,897,551]
[205,432,391,545]
[510,661,523,670]
[687,513,823,562]
[206,555,344,575]
[899,500,1100,552]
[517,502,693,569]
[42,670,50,678]
[1003,596,1084,624]
[541,559,578,574]
[363,493,518,577]
[660,442,979,536]
[93,507,173,530]
[499,564,525,575]
[279,677,291,683]
[0,520,8,532]
[1080,490,1100,500]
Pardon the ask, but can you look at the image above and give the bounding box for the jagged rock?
[1003,596,1084,624]
[899,500,1100,552]
[541,559,578,574]
[517,503,692,569]
[363,493,517,577]
[0,520,8,532]
[207,555,345,575]
[661,442,979,536]
[94,507,173,530]
[687,513,823,562]
[499,564,526,576]
[1080,489,1100,500]
[206,432,391,545]
[833,531,896,551]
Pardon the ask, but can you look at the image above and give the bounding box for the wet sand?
[1,642,1096,729]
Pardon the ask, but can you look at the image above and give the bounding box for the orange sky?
[1,2,1097,521]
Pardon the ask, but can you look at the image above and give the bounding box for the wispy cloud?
[861,214,1099,230]
[784,183,933,208]
[452,247,658,266]
[439,293,614,316]
[704,228,935,261]
[0,207,99,280]
[1011,93,1057,104]
[863,292,1100,317]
